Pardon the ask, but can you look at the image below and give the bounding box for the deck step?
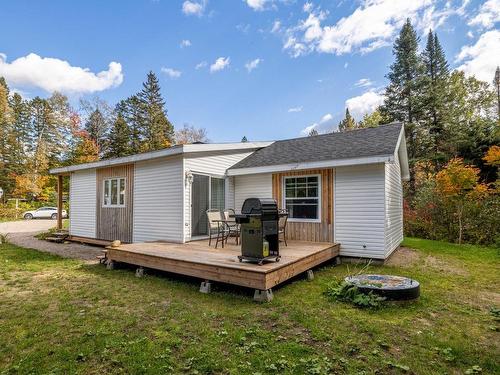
[45,236,66,243]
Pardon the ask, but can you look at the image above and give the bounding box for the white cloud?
[180,39,192,48]
[0,53,123,94]
[456,30,500,81]
[271,19,282,33]
[344,62,348,68]
[182,0,206,16]
[245,58,262,72]
[354,78,373,88]
[300,112,335,135]
[468,0,500,29]
[281,0,462,57]
[345,90,384,119]
[195,61,208,70]
[467,30,474,38]
[246,0,269,11]
[288,106,303,112]
[161,67,182,79]
[303,2,313,13]
[210,57,230,73]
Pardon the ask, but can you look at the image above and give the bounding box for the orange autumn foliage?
[435,158,489,199]
[483,145,500,167]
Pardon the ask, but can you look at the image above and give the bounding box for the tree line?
[0,71,208,201]
[332,19,499,245]
[332,19,499,181]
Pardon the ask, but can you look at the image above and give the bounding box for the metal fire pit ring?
[345,274,420,300]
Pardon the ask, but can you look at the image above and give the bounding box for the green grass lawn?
[0,238,498,374]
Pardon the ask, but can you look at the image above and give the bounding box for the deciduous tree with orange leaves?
[435,158,490,244]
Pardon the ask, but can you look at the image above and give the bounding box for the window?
[103,178,126,207]
[284,175,320,221]
[210,177,225,212]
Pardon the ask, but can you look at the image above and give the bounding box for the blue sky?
[0,0,498,142]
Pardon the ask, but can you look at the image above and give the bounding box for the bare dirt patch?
[387,247,469,276]
[386,247,421,267]
[423,255,469,276]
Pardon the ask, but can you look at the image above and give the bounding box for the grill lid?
[241,198,277,215]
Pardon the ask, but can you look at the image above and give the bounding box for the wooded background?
[0,19,498,244]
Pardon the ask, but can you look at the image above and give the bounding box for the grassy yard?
[0,238,498,374]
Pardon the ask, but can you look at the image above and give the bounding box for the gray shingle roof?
[230,123,403,170]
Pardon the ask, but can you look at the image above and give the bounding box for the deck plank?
[106,240,339,291]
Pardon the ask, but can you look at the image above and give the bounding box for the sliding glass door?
[191,175,225,236]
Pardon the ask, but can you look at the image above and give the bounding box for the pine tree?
[421,30,450,164]
[0,77,14,196]
[337,108,357,132]
[118,95,143,154]
[84,108,107,154]
[106,113,131,158]
[8,93,30,177]
[381,18,424,159]
[137,71,174,151]
[241,136,248,142]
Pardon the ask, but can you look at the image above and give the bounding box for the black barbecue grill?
[234,198,281,265]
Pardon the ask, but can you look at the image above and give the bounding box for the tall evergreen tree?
[381,18,424,159]
[0,78,14,197]
[106,113,131,158]
[421,30,450,164]
[9,93,31,176]
[137,71,174,151]
[337,108,357,132]
[118,95,143,154]
[241,136,248,142]
[84,108,107,153]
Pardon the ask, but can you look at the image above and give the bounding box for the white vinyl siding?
[69,169,96,238]
[234,174,273,213]
[385,155,403,257]
[133,156,184,243]
[334,164,386,259]
[183,151,254,242]
[184,151,253,176]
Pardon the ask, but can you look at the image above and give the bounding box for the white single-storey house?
[50,122,409,260]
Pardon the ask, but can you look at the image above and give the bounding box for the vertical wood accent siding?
[272,169,334,242]
[96,164,134,243]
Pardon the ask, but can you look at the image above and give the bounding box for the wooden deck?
[106,240,340,291]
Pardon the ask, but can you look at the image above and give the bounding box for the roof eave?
[227,155,394,176]
[50,141,273,174]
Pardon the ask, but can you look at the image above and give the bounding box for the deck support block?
[254,289,273,302]
[335,257,342,265]
[106,260,115,270]
[135,267,145,278]
[306,269,314,281]
[199,280,212,294]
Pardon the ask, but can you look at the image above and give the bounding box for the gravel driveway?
[0,220,103,262]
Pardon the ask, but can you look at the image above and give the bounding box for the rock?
[111,240,121,247]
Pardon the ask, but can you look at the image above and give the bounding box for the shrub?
[404,158,500,246]
[0,206,22,221]
[325,280,386,308]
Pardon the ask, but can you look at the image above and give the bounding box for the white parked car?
[23,207,68,220]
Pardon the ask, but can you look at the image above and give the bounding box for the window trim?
[282,174,322,223]
[102,177,126,208]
